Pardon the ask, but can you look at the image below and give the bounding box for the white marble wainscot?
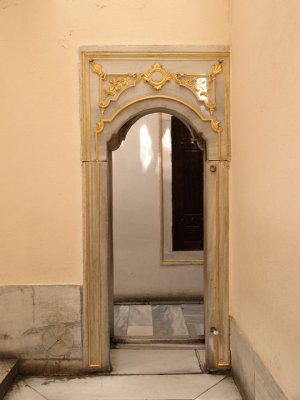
[114,305,130,337]
[0,286,82,364]
[231,317,288,400]
[182,303,204,336]
[127,305,153,337]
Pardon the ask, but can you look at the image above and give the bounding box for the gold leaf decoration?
[105,77,132,97]
[95,120,104,134]
[144,63,171,90]
[211,119,222,134]
[92,63,223,135]
[212,63,222,76]
[92,63,105,79]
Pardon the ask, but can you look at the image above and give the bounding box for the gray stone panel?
[0,286,82,361]
[231,317,288,400]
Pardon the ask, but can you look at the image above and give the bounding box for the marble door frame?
[81,46,230,372]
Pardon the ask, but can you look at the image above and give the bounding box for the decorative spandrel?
[91,61,223,135]
[172,63,222,114]
[92,63,143,114]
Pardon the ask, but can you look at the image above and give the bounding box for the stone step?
[113,342,205,350]
[0,360,18,400]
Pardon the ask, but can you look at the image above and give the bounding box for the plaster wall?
[113,114,203,300]
[0,0,230,285]
[230,1,300,398]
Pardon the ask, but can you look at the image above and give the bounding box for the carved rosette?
[143,63,171,90]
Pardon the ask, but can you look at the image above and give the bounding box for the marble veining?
[182,304,205,337]
[152,305,189,337]
[114,303,204,339]
[128,305,153,327]
[114,305,130,336]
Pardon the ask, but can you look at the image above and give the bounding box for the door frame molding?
[81,46,230,371]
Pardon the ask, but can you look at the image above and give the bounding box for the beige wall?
[0,0,230,285]
[230,1,300,398]
[1,0,298,393]
[113,114,203,300]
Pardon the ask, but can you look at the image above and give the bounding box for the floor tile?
[127,305,152,326]
[152,305,188,337]
[196,349,206,372]
[127,325,153,336]
[4,380,47,399]
[23,374,226,400]
[195,376,242,399]
[110,349,201,374]
[114,305,130,336]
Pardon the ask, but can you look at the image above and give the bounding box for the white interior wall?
[113,114,204,301]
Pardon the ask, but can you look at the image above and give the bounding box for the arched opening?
[83,99,228,371]
[110,112,206,371]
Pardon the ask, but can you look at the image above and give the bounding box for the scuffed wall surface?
[230,1,300,398]
[0,286,82,360]
[0,0,230,284]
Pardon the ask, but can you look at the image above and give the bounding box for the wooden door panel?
[171,116,204,251]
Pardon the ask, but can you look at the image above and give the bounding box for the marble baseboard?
[0,286,82,362]
[114,295,203,303]
[18,359,85,376]
[230,317,288,400]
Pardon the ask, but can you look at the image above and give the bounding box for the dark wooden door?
[171,116,204,251]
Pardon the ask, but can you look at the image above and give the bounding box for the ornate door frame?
[81,46,230,371]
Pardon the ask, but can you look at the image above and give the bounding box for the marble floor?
[4,305,243,399]
[114,303,204,340]
[5,372,242,399]
[4,350,242,399]
[110,348,204,374]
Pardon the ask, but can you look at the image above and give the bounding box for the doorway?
[81,48,230,372]
[110,112,205,373]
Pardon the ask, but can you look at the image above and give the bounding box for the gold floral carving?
[172,63,222,114]
[211,119,222,134]
[92,62,142,114]
[94,95,223,137]
[92,62,223,135]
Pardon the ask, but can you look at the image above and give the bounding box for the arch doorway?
[81,48,230,372]
[111,112,205,349]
